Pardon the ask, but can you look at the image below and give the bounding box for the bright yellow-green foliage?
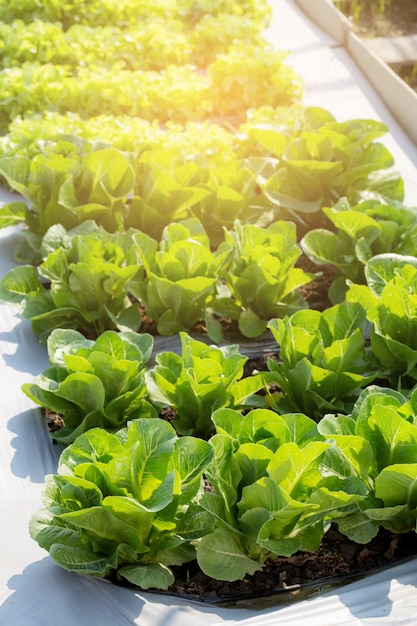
[0,0,272,29]
[0,0,302,139]
[0,15,267,70]
[0,112,237,161]
[0,49,302,131]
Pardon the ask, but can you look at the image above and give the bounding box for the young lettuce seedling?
[266,301,376,420]
[21,328,155,446]
[212,219,314,338]
[0,223,144,342]
[301,197,417,303]
[146,332,267,438]
[347,253,417,388]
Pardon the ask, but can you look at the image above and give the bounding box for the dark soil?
[335,0,417,37]
[399,64,417,90]
[298,255,336,311]
[114,525,417,607]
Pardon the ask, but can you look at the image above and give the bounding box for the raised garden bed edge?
[294,0,417,147]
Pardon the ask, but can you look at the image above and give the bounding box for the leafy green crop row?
[19,253,417,445]
[0,0,272,30]
[0,16,267,71]
[0,47,302,132]
[0,218,313,342]
[22,328,266,444]
[0,108,403,252]
[29,384,417,587]
[0,112,237,163]
[0,103,350,164]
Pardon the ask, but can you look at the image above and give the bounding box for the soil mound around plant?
[106,525,417,609]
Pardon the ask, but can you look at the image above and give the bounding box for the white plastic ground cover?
[2,0,417,623]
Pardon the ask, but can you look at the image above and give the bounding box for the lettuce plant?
[347,253,417,387]
[146,332,266,438]
[196,408,366,581]
[0,147,136,255]
[319,385,417,541]
[188,157,273,246]
[29,418,214,590]
[21,329,155,446]
[130,219,233,337]
[301,197,417,303]
[252,116,404,230]
[0,223,143,342]
[126,148,211,241]
[30,393,417,588]
[211,219,314,339]
[266,301,376,419]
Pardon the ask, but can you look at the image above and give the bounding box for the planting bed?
[334,0,417,38]
[335,0,417,92]
[2,1,417,624]
[145,526,417,606]
[334,0,417,101]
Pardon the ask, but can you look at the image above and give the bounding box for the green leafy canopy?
[146,332,266,438]
[21,328,155,446]
[30,418,215,589]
